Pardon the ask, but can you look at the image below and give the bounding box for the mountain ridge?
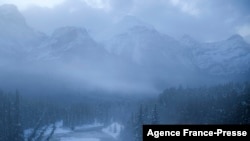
[0,4,249,93]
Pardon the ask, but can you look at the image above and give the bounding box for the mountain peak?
[116,15,153,28]
[0,4,18,13]
[114,16,155,34]
[179,34,198,47]
[180,34,197,42]
[49,26,95,51]
[0,4,17,11]
[52,26,89,40]
[227,34,244,41]
[128,25,156,33]
[0,4,26,25]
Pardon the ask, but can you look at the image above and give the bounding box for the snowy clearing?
[60,137,100,141]
[49,122,120,141]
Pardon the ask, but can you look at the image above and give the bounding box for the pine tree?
[134,105,143,141]
[7,100,13,141]
[151,104,159,124]
[13,91,24,141]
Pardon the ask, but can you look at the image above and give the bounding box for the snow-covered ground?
[24,121,117,141]
[60,137,100,141]
[102,122,124,139]
[75,122,103,131]
[24,120,71,139]
[49,121,123,141]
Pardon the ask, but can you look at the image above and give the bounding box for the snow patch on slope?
[102,122,124,138]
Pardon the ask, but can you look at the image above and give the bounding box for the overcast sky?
[1,0,250,42]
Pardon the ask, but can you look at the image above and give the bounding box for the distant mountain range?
[0,4,250,94]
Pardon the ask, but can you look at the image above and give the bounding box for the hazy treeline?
[158,82,250,124]
[121,82,250,141]
[0,91,135,141]
[1,82,250,141]
[0,91,23,141]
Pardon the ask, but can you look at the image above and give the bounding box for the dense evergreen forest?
[122,82,250,141]
[0,92,137,141]
[0,82,250,141]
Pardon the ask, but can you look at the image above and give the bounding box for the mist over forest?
[0,1,250,141]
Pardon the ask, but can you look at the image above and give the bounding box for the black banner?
[143,125,250,140]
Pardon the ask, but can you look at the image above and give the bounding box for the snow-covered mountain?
[0,5,108,64]
[103,25,207,88]
[0,4,249,93]
[105,24,250,76]
[180,34,250,75]
[95,15,154,41]
[35,26,107,62]
[0,4,46,56]
[104,26,188,67]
